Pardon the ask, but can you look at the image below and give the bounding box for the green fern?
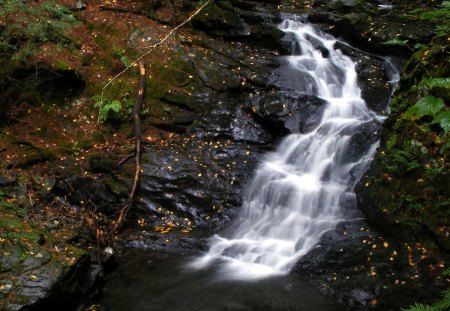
[0,0,80,67]
[403,290,450,311]
[386,150,420,175]
[405,303,435,311]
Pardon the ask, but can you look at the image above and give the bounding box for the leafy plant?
[403,290,450,311]
[404,96,449,134]
[421,78,450,90]
[404,96,444,119]
[385,149,420,175]
[408,1,450,37]
[92,95,134,123]
[382,39,433,77]
[66,141,82,156]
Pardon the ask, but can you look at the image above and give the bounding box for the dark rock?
[191,2,251,37]
[305,2,435,58]
[250,91,327,135]
[269,58,320,93]
[13,143,56,168]
[133,135,266,233]
[334,41,394,113]
[294,220,447,309]
[195,59,242,92]
[0,206,102,310]
[0,175,17,187]
[230,108,273,144]
[336,120,382,165]
[248,24,285,52]
[54,176,117,213]
[103,177,130,198]
[123,231,208,251]
[88,154,117,173]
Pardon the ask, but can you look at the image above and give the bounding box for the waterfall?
[190,20,384,280]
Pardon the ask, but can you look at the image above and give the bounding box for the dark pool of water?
[97,249,345,311]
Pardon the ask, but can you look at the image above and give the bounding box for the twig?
[113,61,146,232]
[101,0,211,95]
[117,152,136,166]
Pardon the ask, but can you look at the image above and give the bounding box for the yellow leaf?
[383,242,389,248]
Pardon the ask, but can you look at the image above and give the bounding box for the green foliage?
[92,95,134,123]
[410,1,450,37]
[0,0,80,67]
[0,191,25,216]
[92,93,150,123]
[93,96,126,122]
[404,96,449,134]
[120,56,130,67]
[422,78,450,90]
[403,290,450,311]
[432,110,450,134]
[404,96,444,119]
[385,149,420,175]
[382,39,409,46]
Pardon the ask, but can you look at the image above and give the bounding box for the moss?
[104,177,129,197]
[357,24,449,251]
[15,145,57,168]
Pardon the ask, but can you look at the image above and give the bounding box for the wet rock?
[103,177,130,199]
[336,120,382,165]
[191,2,251,37]
[248,24,285,52]
[334,41,394,113]
[123,231,208,251]
[269,58,320,93]
[294,220,447,309]
[230,108,273,144]
[195,59,242,92]
[133,135,267,233]
[249,91,327,135]
[305,2,435,58]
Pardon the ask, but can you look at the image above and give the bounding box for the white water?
[190,20,384,280]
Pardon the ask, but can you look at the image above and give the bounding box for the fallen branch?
[101,0,211,95]
[113,61,146,232]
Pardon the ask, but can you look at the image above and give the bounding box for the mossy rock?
[13,143,57,169]
[104,177,129,198]
[88,154,117,173]
[0,198,100,310]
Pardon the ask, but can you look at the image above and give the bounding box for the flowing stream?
[97,19,395,310]
[190,19,384,280]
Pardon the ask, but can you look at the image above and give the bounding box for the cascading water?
[190,19,385,280]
